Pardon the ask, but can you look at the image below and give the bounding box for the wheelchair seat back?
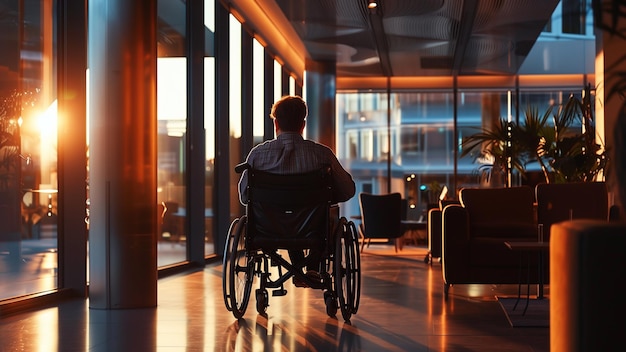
[246,166,333,250]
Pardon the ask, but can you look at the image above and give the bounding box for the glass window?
[394,92,454,218]
[339,90,484,219]
[457,90,511,189]
[360,130,373,161]
[401,126,420,154]
[274,60,282,102]
[204,0,216,256]
[337,91,456,220]
[157,1,188,266]
[378,128,389,159]
[230,15,242,140]
[290,76,296,96]
[346,131,358,159]
[562,0,586,35]
[229,15,243,222]
[0,0,58,300]
[252,39,265,145]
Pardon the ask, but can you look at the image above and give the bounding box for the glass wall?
[228,15,243,223]
[252,39,265,146]
[337,86,587,221]
[0,0,58,300]
[338,91,456,221]
[397,92,455,218]
[156,1,188,266]
[456,90,514,189]
[0,0,598,307]
[204,0,216,256]
[274,61,282,102]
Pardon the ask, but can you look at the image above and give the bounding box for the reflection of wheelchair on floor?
[223,163,361,321]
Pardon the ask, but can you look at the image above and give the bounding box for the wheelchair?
[223,163,361,322]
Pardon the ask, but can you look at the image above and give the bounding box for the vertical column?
[305,59,336,151]
[240,30,254,157]
[88,0,158,309]
[214,1,230,256]
[263,50,275,141]
[57,0,87,296]
[550,221,626,351]
[187,0,205,265]
[597,0,626,214]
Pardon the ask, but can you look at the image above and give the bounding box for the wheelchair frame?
[222,163,361,321]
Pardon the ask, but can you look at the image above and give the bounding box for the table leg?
[513,252,522,311]
[523,252,530,315]
[537,250,544,299]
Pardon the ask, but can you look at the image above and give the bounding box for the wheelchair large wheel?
[334,218,361,321]
[347,221,361,314]
[222,216,253,319]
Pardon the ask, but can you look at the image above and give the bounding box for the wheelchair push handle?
[235,162,250,174]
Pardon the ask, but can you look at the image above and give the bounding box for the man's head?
[270,95,307,133]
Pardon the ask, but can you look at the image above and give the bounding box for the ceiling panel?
[273,0,559,77]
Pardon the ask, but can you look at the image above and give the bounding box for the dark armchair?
[425,200,460,264]
[535,181,611,243]
[358,192,404,252]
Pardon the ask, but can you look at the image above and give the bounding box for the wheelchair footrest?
[272,289,287,297]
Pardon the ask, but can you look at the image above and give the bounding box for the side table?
[504,241,549,314]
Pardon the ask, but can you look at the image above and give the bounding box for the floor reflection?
[0,238,58,300]
[224,314,364,352]
[0,245,549,351]
[0,238,217,301]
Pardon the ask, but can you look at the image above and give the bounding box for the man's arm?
[329,155,355,203]
[238,169,249,205]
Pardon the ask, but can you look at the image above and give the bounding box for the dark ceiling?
[273,0,560,77]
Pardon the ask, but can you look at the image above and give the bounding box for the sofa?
[441,186,545,298]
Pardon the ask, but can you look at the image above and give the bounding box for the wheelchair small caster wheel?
[324,291,337,317]
[256,289,268,314]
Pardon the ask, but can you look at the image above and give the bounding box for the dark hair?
[270,95,307,132]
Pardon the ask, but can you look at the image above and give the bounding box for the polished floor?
[0,245,549,351]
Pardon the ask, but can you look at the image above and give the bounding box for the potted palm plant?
[460,118,523,187]
[461,84,607,186]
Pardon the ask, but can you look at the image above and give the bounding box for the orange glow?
[336,77,389,90]
[392,76,454,89]
[253,33,267,48]
[338,76,455,90]
[518,74,591,87]
[337,74,595,90]
[228,0,306,81]
[229,7,245,24]
[39,100,58,138]
[456,75,516,88]
[595,50,605,154]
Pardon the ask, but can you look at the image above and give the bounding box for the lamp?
[367,0,378,10]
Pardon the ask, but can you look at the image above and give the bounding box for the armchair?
[535,182,610,243]
[425,200,459,264]
[441,186,541,298]
[358,192,404,252]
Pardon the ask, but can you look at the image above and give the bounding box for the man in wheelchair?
[238,95,355,286]
[223,95,360,321]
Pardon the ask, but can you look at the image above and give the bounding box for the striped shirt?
[238,132,355,204]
